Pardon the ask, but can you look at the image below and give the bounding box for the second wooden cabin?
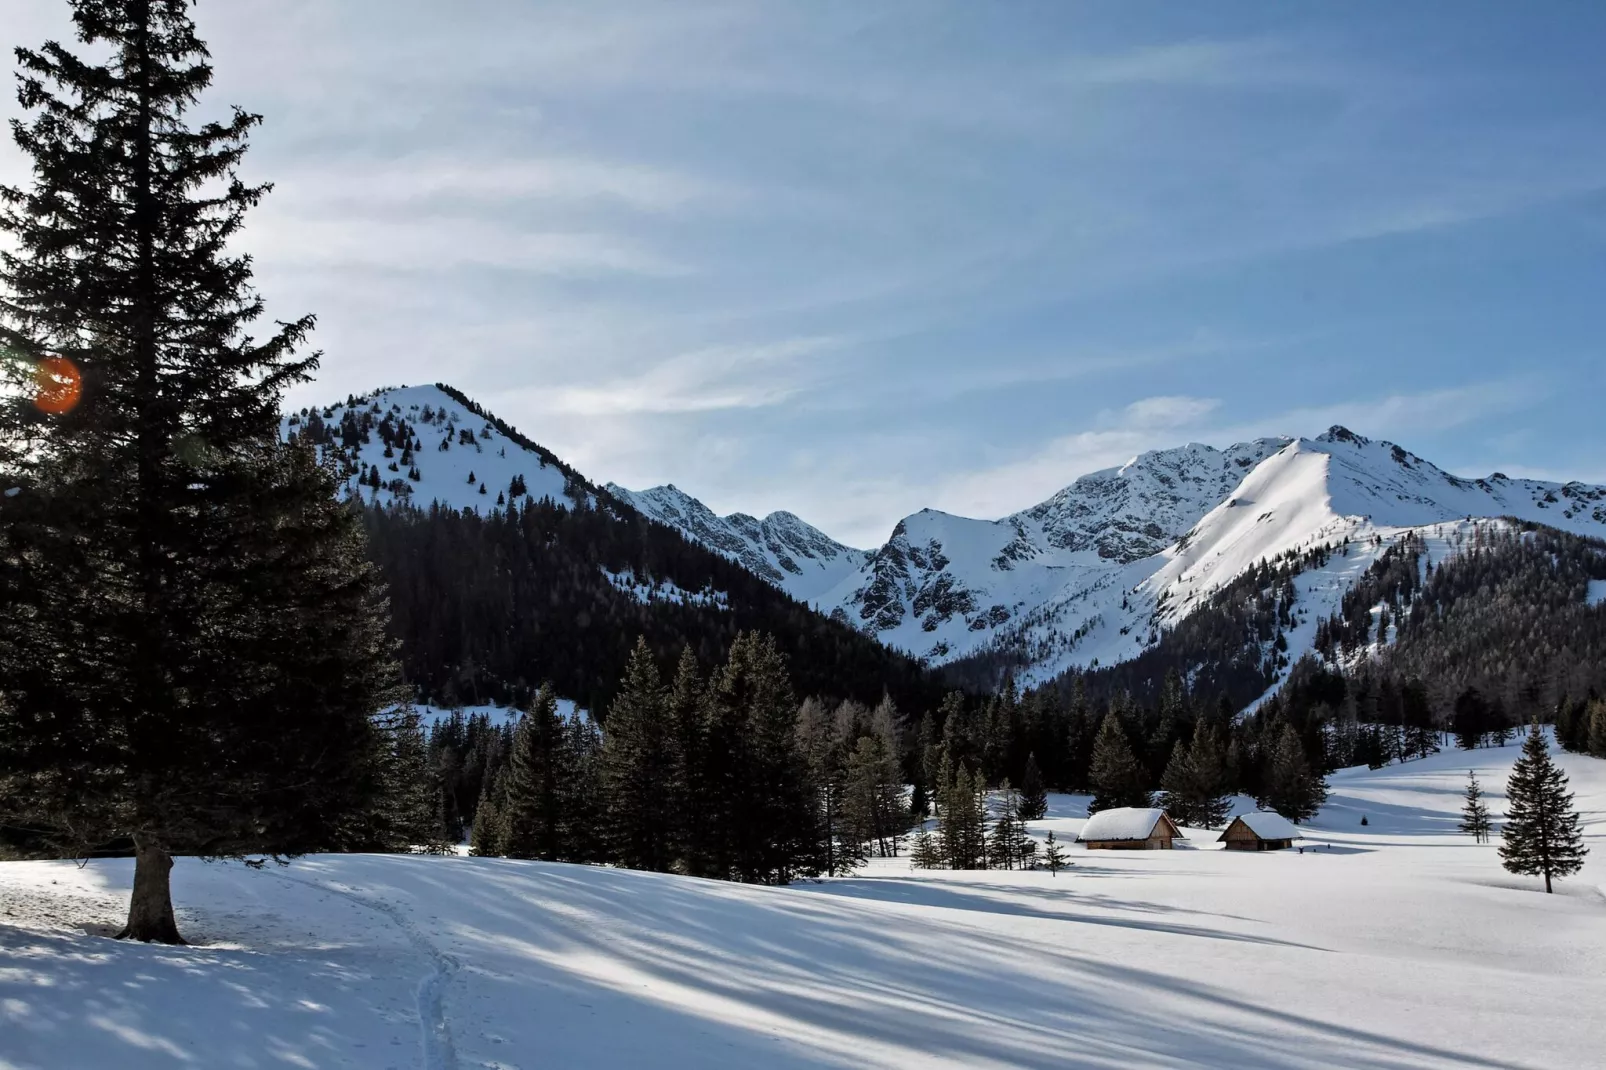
[1218,811,1300,851]
[1077,807,1183,850]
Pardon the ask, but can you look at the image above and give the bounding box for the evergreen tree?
[1088,713,1149,813]
[988,784,1022,870]
[1453,688,1489,750]
[500,685,564,859]
[1458,770,1492,844]
[1017,751,1048,821]
[374,708,447,852]
[1188,722,1234,828]
[796,696,857,875]
[909,830,944,870]
[0,1,396,943]
[842,733,906,860]
[1156,741,1198,826]
[666,645,709,875]
[559,712,605,863]
[701,633,817,884]
[600,638,677,871]
[1260,724,1328,822]
[1589,700,1606,759]
[1042,830,1068,876]
[1499,724,1588,893]
[937,764,987,869]
[468,773,504,857]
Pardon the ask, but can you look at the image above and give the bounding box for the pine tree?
[797,696,857,875]
[1156,741,1197,827]
[559,711,606,863]
[1088,713,1149,813]
[909,830,944,870]
[1499,724,1587,893]
[1042,830,1068,876]
[938,764,987,869]
[988,784,1022,870]
[701,633,816,884]
[842,732,908,860]
[1260,724,1328,822]
[468,772,504,857]
[0,1,397,943]
[1017,751,1048,821]
[1188,722,1234,828]
[1458,770,1492,844]
[1589,700,1606,759]
[370,707,447,853]
[500,685,565,859]
[600,638,677,871]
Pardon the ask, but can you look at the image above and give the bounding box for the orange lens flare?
[33,356,82,415]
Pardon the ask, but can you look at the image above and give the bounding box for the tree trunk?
[116,835,185,944]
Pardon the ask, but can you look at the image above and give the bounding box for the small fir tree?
[1042,831,1068,877]
[909,830,944,870]
[1017,752,1049,821]
[1458,770,1492,844]
[1499,724,1588,893]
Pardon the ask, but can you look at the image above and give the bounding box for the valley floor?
[3,740,1603,1070]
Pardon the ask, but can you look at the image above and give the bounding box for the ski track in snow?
[270,867,459,1070]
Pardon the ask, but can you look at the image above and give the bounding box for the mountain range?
[288,383,1606,695]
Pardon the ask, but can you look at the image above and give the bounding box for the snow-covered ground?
[4,740,1603,1069]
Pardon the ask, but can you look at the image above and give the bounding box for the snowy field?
[3,739,1603,1070]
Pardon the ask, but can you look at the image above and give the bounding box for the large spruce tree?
[600,638,677,870]
[1088,713,1149,813]
[1260,724,1328,822]
[1499,724,1587,893]
[0,1,395,943]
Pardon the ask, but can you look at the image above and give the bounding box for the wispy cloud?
[525,335,841,416]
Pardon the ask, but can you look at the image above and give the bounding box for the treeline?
[447,633,915,882]
[1314,523,1606,712]
[425,644,1333,885]
[1263,523,1606,767]
[361,497,944,718]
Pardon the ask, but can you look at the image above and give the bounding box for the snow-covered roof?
[1078,807,1173,842]
[1225,811,1300,841]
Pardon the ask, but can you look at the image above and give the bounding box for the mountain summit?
[293,386,1606,690]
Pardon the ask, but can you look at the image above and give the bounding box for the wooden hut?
[1077,807,1183,850]
[1219,811,1299,851]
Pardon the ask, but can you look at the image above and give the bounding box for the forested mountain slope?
[286,385,941,715]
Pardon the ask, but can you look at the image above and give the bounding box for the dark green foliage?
[0,2,396,941]
[937,765,987,870]
[600,638,677,871]
[1017,752,1048,821]
[356,495,942,718]
[1499,724,1587,893]
[909,829,943,869]
[842,732,908,860]
[1088,713,1150,813]
[1459,770,1492,844]
[1042,830,1068,876]
[498,686,566,860]
[988,784,1035,870]
[1259,724,1327,822]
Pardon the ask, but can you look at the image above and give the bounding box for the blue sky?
[6,1,1606,546]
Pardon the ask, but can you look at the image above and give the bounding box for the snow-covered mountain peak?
[282,384,587,514]
[604,482,867,604]
[1019,436,1293,563]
